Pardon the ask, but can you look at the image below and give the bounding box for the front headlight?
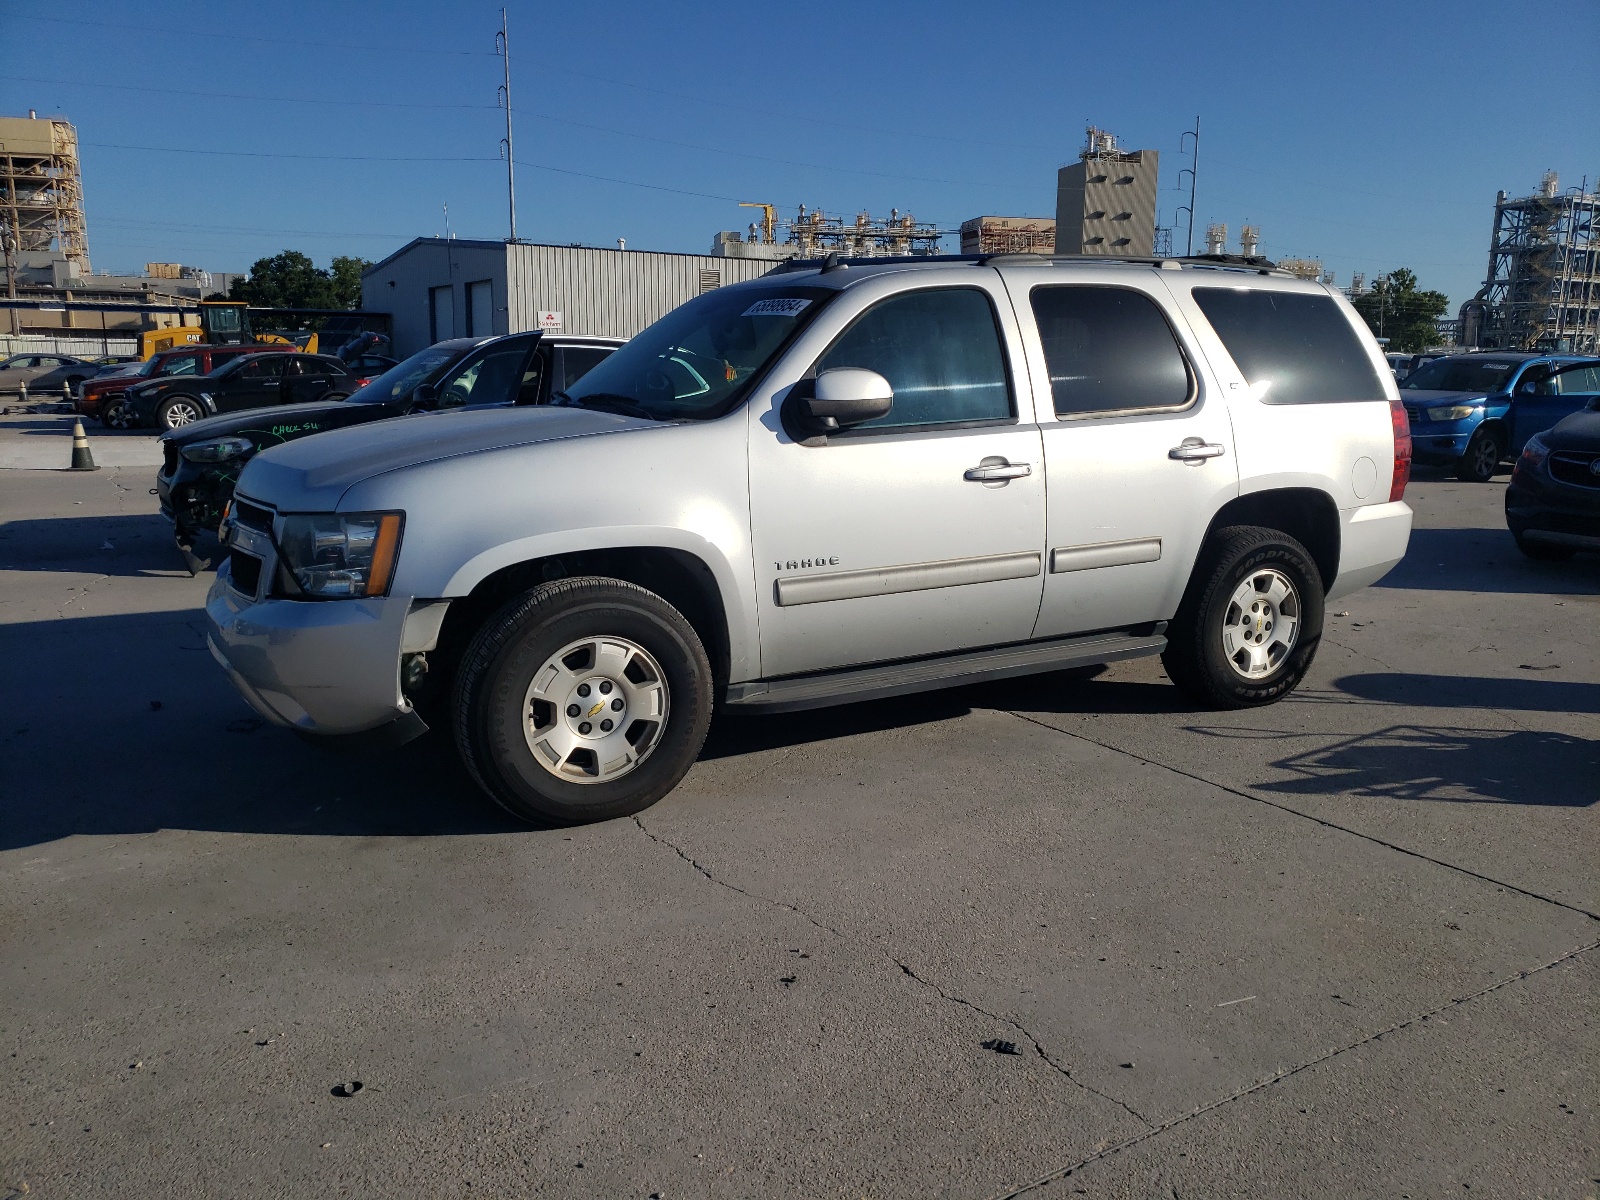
[277,511,404,598]
[1517,434,1550,472]
[180,436,253,463]
[1426,404,1479,422]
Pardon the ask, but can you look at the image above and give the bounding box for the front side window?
[816,288,1012,430]
[238,357,287,379]
[1194,288,1387,404]
[347,344,462,405]
[1030,285,1191,417]
[558,285,833,421]
[437,343,530,408]
[160,356,200,376]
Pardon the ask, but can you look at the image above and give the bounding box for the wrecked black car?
[154,331,620,569]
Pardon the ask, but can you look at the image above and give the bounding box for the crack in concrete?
[57,572,111,619]
[631,815,1155,1130]
[1004,710,1600,924]
[987,937,1600,1199]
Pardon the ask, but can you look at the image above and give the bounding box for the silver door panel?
[776,550,1042,606]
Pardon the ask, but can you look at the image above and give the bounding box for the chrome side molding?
[1050,536,1163,574]
[775,550,1042,607]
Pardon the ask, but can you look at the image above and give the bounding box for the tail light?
[1389,397,1412,502]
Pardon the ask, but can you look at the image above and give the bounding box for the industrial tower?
[0,113,90,276]
[1466,172,1598,354]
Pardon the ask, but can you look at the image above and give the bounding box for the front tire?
[1456,429,1503,482]
[1162,526,1325,709]
[100,399,132,429]
[452,577,713,825]
[157,395,206,430]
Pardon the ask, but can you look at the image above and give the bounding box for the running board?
[723,627,1167,714]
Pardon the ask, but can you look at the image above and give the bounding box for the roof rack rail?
[772,251,1290,276]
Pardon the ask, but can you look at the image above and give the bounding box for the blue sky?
[2,0,1595,309]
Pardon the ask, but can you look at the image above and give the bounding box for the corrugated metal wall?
[505,245,781,339]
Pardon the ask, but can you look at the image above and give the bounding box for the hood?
[238,404,655,510]
[1542,408,1600,451]
[160,399,364,446]
[1396,389,1494,406]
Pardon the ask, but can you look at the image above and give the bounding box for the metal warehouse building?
[362,238,785,356]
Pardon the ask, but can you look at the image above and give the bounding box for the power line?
[2,73,500,112]
[3,12,495,57]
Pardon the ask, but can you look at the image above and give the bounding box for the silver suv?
[206,255,1414,824]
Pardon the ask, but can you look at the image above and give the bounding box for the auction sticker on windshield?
[742,298,812,318]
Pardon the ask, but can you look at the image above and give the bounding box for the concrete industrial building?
[1055,128,1159,257]
[959,216,1056,255]
[362,239,782,357]
[1460,172,1599,354]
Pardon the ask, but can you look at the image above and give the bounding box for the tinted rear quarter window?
[1030,285,1192,416]
[1192,288,1386,404]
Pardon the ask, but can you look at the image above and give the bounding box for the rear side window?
[1192,288,1386,404]
[817,288,1012,430]
[1030,286,1191,416]
[559,346,612,391]
[161,356,200,376]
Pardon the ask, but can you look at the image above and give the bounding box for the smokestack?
[1541,170,1559,198]
[1205,223,1227,256]
[1240,225,1260,258]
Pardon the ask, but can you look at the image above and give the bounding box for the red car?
[78,343,292,427]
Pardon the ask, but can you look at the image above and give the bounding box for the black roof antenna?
[820,252,848,274]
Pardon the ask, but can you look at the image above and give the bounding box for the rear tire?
[1162,525,1325,709]
[452,577,713,825]
[1456,429,1503,482]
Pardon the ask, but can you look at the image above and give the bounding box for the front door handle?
[1169,437,1225,463]
[965,459,1032,483]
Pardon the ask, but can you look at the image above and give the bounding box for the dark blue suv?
[1399,352,1600,482]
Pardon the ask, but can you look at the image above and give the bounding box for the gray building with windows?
[1055,128,1159,257]
[361,238,781,357]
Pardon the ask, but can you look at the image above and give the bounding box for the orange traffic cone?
[69,418,99,471]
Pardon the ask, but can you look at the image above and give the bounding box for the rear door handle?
[1169,438,1225,462]
[965,460,1032,482]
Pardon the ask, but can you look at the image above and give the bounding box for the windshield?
[556,286,834,421]
[1400,357,1518,392]
[347,343,465,405]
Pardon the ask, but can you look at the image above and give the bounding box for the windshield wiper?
[550,390,657,421]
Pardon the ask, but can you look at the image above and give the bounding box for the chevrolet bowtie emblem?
[588,701,605,717]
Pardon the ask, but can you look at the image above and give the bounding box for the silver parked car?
[0,353,96,396]
[206,256,1414,824]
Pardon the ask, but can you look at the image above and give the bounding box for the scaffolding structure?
[0,115,89,275]
[958,215,1055,255]
[785,205,941,258]
[1471,172,1598,353]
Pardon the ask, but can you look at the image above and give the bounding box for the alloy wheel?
[521,635,669,783]
[1220,568,1301,679]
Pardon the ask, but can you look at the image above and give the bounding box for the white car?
[206,255,1414,824]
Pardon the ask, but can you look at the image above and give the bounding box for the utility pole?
[496,9,518,243]
[1177,116,1200,256]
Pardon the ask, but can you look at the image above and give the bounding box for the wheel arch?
[430,546,734,704]
[1200,487,1341,593]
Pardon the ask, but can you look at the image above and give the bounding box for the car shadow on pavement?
[1247,724,1598,807]
[1374,526,1600,595]
[0,513,200,578]
[1335,671,1600,713]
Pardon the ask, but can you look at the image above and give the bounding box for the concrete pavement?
[1,463,1595,1198]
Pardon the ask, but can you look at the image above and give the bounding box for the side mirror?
[796,368,894,433]
[1516,380,1538,396]
[412,381,439,410]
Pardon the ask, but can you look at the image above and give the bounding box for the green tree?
[229,250,371,310]
[1352,268,1449,354]
[327,255,372,310]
